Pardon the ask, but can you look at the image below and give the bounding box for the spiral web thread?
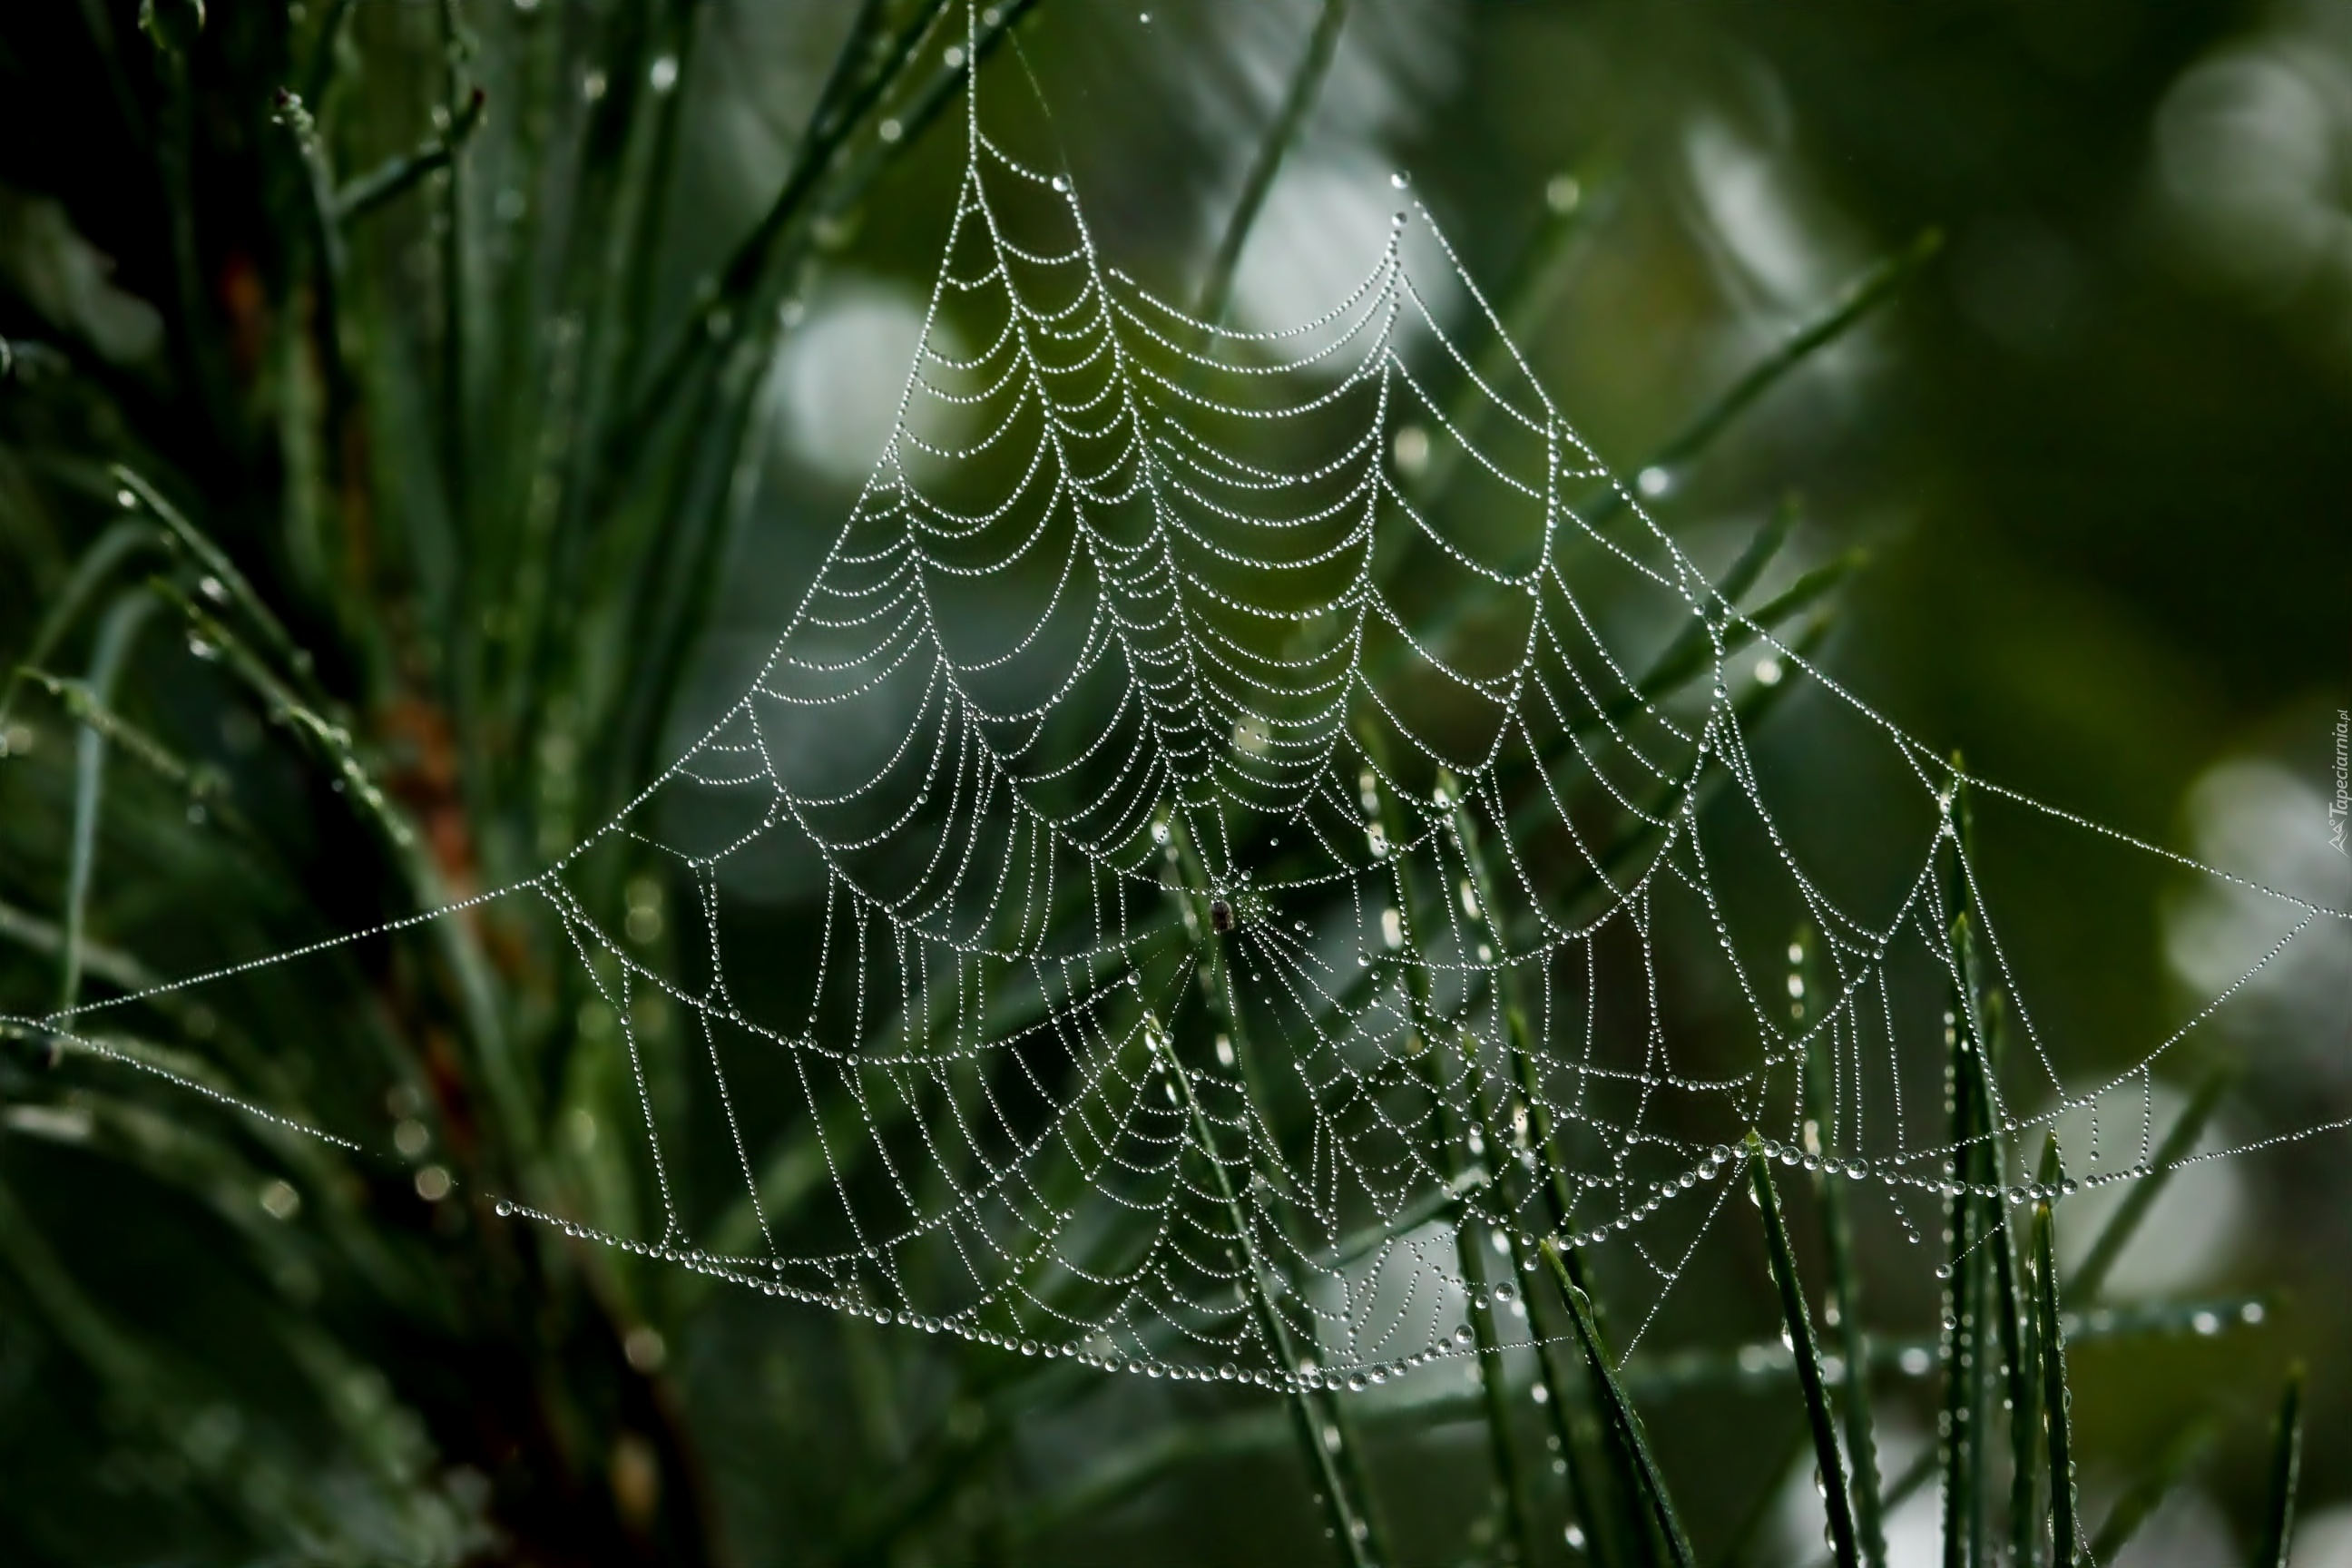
[24,64,2351,1390]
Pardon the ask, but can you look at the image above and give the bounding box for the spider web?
[25,59,2350,1392]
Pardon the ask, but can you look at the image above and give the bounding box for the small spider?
[1209,898,1235,934]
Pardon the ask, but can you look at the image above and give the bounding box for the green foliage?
[0,5,2325,1566]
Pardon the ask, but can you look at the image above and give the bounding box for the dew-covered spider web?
[22,56,2351,1393]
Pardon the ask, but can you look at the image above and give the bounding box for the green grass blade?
[334,85,487,223]
[1715,1422,1812,1568]
[1794,924,1887,1568]
[1357,744,1535,1568]
[299,0,362,112]
[113,466,330,707]
[2086,1420,2217,1563]
[2034,1184,2079,1568]
[1156,1012,1379,1568]
[1937,921,1979,1568]
[57,591,155,1017]
[1541,1238,1697,1568]
[1748,1136,1861,1568]
[0,516,161,735]
[1407,163,1615,514]
[2249,1367,2305,1568]
[1196,0,1349,329]
[2067,1064,2233,1301]
[1979,1025,2038,1568]
[620,0,960,434]
[1583,230,1943,527]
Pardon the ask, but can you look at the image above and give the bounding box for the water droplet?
[1637,466,1671,497]
[648,54,678,93]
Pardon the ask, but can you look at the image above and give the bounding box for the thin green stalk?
[2032,1181,2078,1568]
[1406,164,1614,514]
[1155,1007,1378,1568]
[333,83,487,224]
[2068,1065,2233,1301]
[1450,777,1612,1563]
[1938,916,1979,1568]
[1364,737,1537,1568]
[619,0,957,437]
[1939,758,2004,1568]
[1500,560,1850,845]
[1195,0,1349,329]
[1581,230,1943,529]
[113,466,326,705]
[57,592,155,1017]
[1748,1136,1861,1568]
[1162,813,1387,1567]
[612,0,706,400]
[1716,1423,1814,1568]
[299,0,362,113]
[606,0,1047,809]
[142,5,238,455]
[2086,1420,2216,1564]
[1993,1179,2037,1568]
[0,518,162,738]
[1795,924,1886,1568]
[438,0,473,562]
[18,670,238,837]
[2249,1367,2305,1568]
[1541,1238,1696,1568]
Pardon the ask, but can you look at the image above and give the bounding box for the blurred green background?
[0,2,2347,1563]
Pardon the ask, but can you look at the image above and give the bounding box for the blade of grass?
[1974,1004,2038,1568]
[436,0,474,575]
[299,0,362,113]
[0,516,162,736]
[2086,1420,2217,1564]
[1938,758,2002,1568]
[2249,1367,2305,1568]
[18,669,239,835]
[618,0,957,436]
[1196,0,1349,329]
[2067,1064,2233,1301]
[1447,774,1615,1564]
[1361,737,1540,1568]
[1794,924,1887,1568]
[605,1,1046,811]
[1406,163,1617,514]
[57,591,155,1017]
[1581,230,1943,529]
[1155,1010,1380,1568]
[1541,1237,1697,1568]
[1749,1135,1862,1568]
[2033,1170,2079,1568]
[1152,810,1387,1566]
[113,466,329,707]
[1715,1422,1813,1568]
[333,84,487,224]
